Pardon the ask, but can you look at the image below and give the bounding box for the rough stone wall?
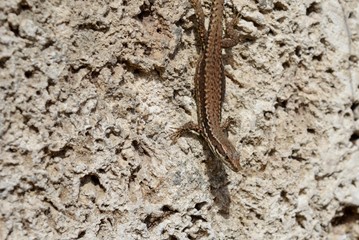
[1,0,358,239]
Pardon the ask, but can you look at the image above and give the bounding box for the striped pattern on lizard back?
[171,0,242,172]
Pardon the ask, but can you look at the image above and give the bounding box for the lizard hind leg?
[222,7,242,48]
[189,0,207,47]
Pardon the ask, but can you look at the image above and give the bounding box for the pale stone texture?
[0,0,358,239]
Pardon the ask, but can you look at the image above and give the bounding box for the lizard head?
[220,144,241,172]
[209,136,241,172]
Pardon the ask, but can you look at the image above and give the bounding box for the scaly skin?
[172,0,242,172]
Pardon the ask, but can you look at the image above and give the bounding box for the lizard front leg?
[170,121,203,144]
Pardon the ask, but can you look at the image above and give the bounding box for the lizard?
[172,0,242,172]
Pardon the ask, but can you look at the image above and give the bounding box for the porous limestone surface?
[1,0,358,239]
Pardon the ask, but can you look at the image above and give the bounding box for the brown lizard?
[172,0,242,172]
